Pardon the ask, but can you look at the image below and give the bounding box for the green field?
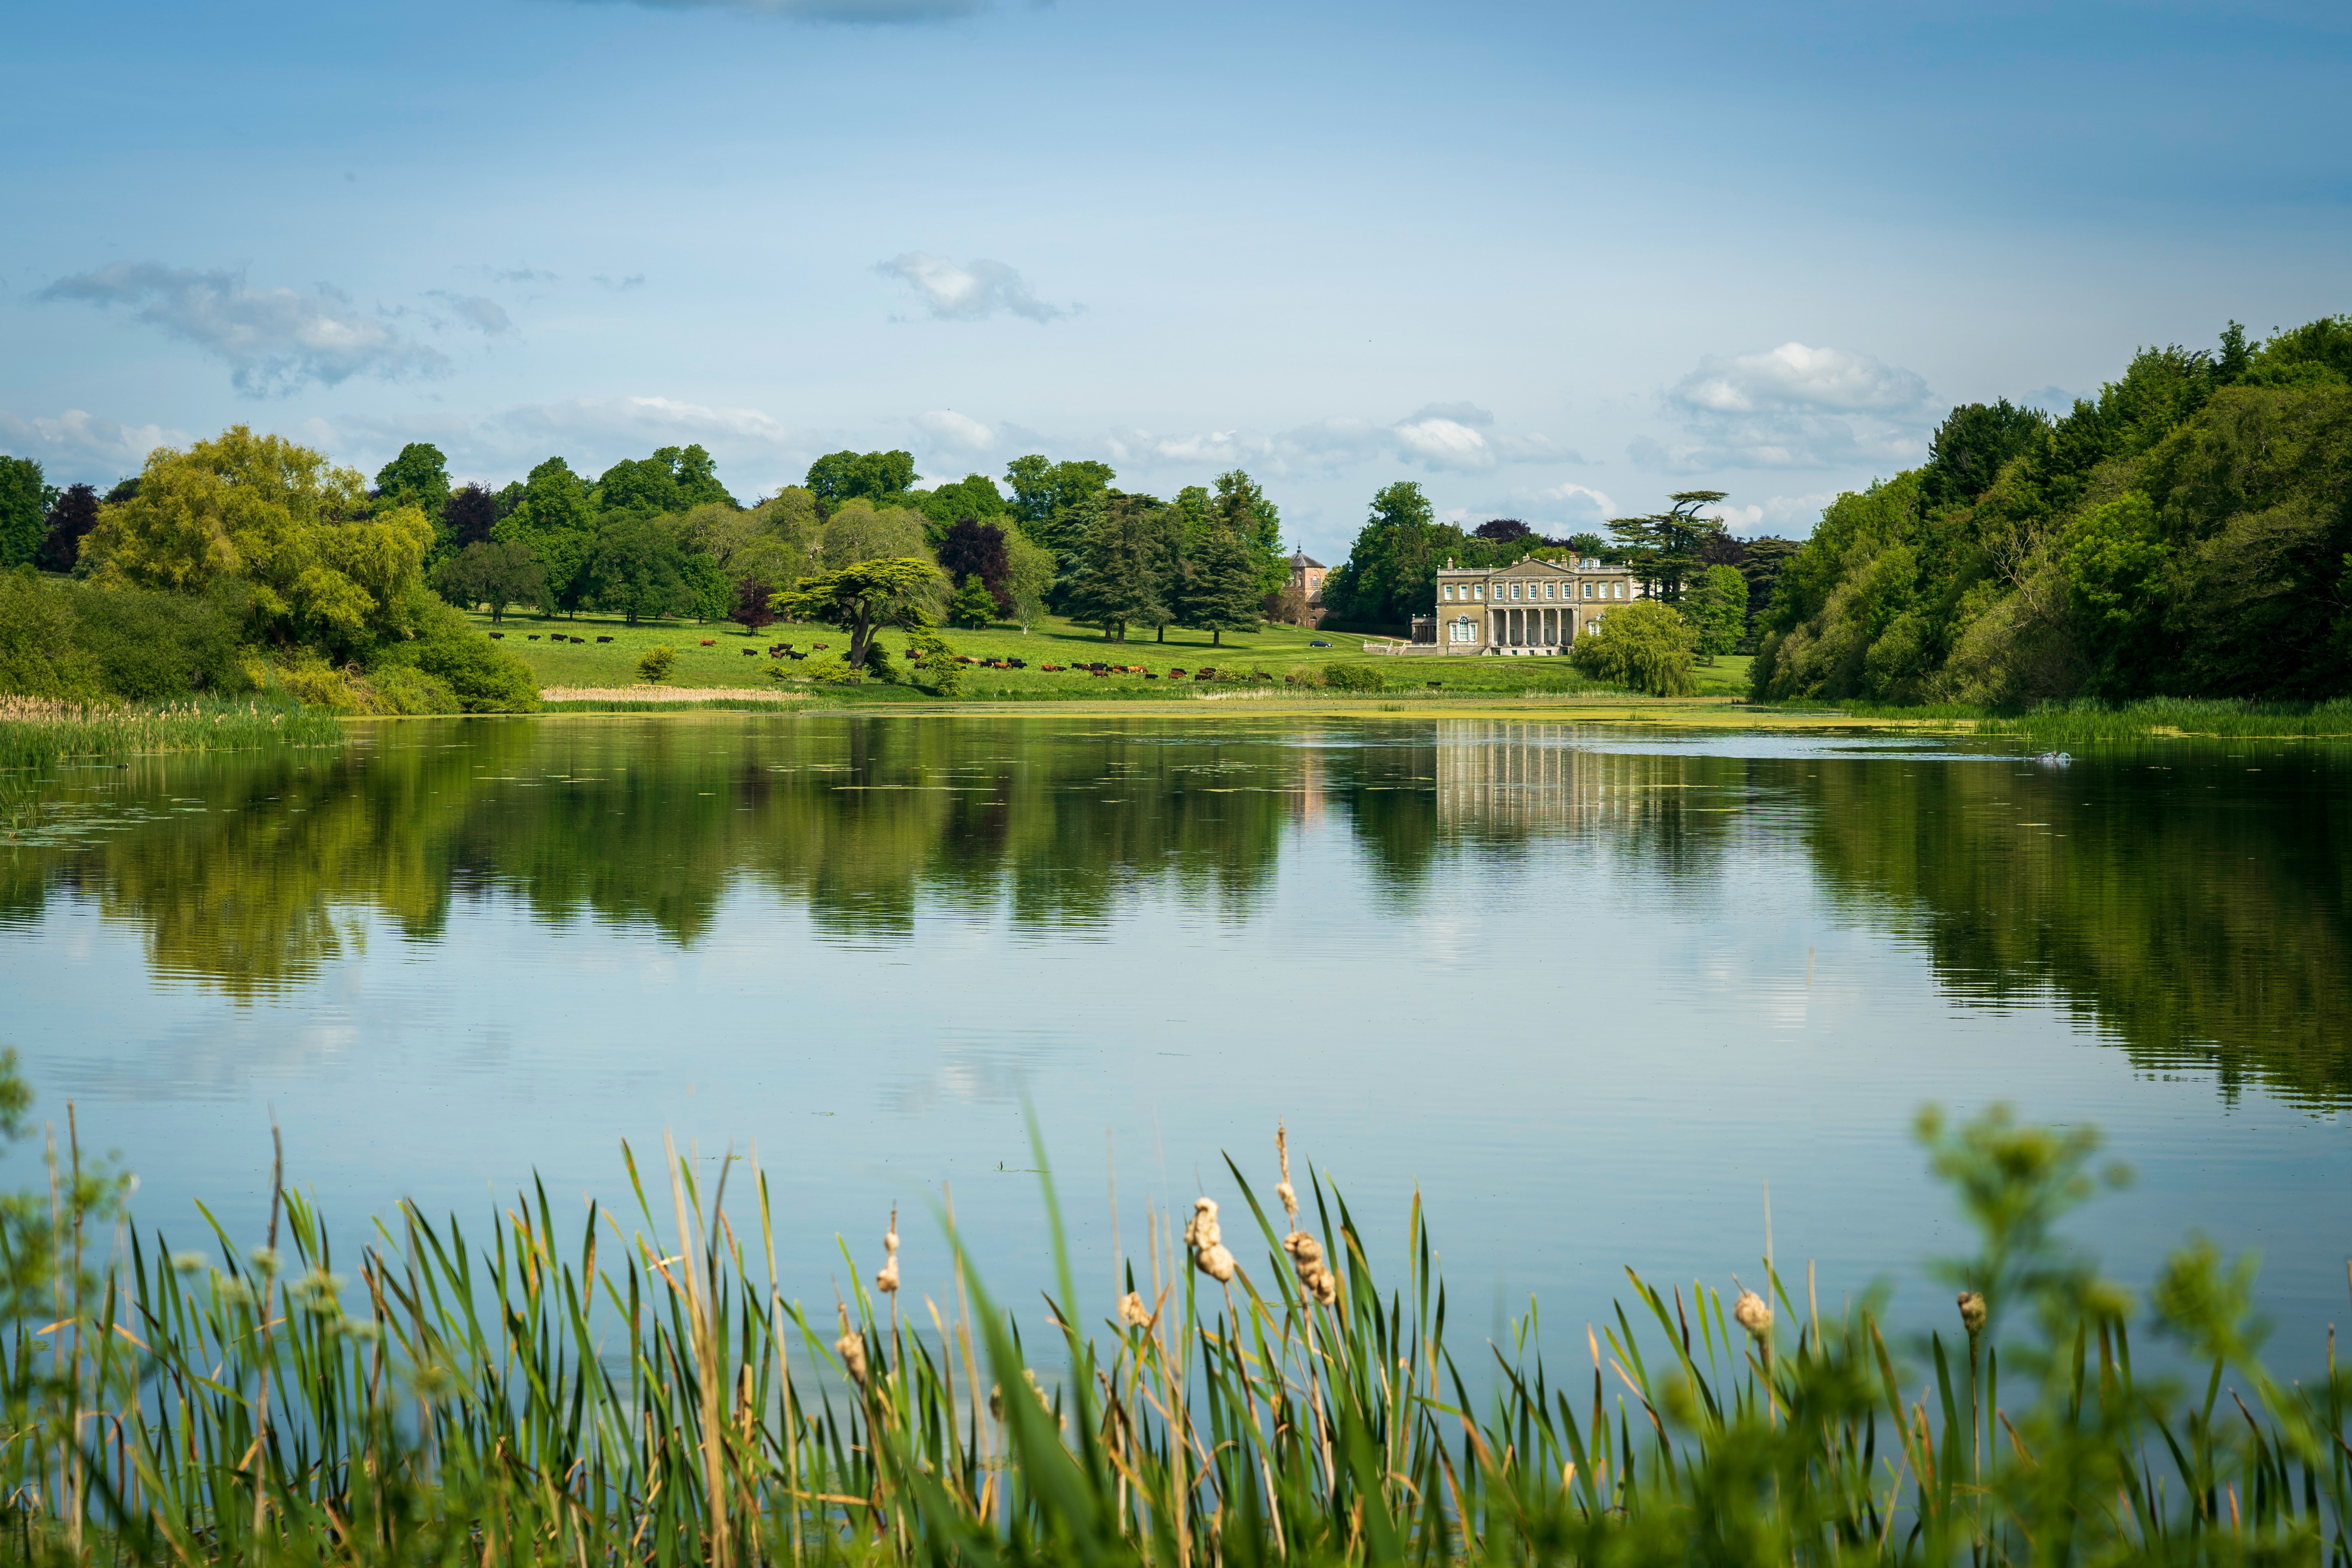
[464,607,1723,699]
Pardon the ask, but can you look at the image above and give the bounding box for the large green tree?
[582,516,694,624]
[1682,564,1749,662]
[1178,526,1262,646]
[1061,496,1163,641]
[36,483,101,573]
[431,539,548,623]
[0,455,54,569]
[374,442,451,517]
[80,425,432,656]
[1213,469,1286,594]
[806,449,915,506]
[772,557,942,668]
[1003,455,1116,557]
[1321,481,1462,626]
[491,457,596,611]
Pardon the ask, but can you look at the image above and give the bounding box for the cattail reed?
[834,1299,868,1386]
[1184,1196,1235,1282]
[876,1205,901,1295]
[1275,1123,1337,1305]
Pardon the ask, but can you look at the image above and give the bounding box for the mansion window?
[1449,616,1475,643]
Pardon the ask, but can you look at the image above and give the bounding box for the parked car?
[1309,640,1332,648]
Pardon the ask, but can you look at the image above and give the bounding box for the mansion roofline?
[1410,556,1644,655]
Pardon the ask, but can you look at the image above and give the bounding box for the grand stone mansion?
[1418,556,1643,654]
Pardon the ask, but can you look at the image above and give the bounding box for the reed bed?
[1,1107,2346,1566]
[0,695,344,768]
[1785,696,2352,741]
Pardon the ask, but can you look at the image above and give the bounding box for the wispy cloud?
[569,0,985,20]
[424,291,516,336]
[0,407,191,480]
[592,273,647,292]
[487,266,558,284]
[1631,342,1934,473]
[876,253,1068,323]
[1102,402,1580,477]
[37,262,449,396]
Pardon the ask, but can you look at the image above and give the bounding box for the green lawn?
[466,608,1622,699]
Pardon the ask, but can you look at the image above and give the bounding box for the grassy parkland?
[461,606,1758,702]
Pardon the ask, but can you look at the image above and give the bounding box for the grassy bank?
[0,694,344,768]
[4,1106,2345,1566]
[463,608,1754,701]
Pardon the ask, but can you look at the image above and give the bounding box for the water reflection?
[4,717,2345,1107]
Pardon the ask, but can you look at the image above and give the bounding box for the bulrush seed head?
[1118,1290,1151,1328]
[1733,1287,1773,1340]
[834,1302,868,1387]
[1284,1231,1338,1306]
[1958,1290,1988,1335]
[1184,1197,1236,1282]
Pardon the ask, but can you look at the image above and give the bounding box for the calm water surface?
[3,714,2346,1362]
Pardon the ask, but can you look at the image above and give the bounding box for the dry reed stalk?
[246,1124,284,1546]
[1273,1125,1338,1497]
[662,1131,732,1568]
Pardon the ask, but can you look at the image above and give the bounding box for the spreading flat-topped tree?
[771,556,942,668]
[1606,491,1730,603]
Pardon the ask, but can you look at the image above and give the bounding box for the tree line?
[1752,314,2352,704]
[345,441,1292,646]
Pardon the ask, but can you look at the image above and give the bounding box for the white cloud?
[592,273,647,292]
[0,408,189,481]
[36,262,450,396]
[1392,416,1495,469]
[1517,481,1616,522]
[916,409,996,451]
[1633,342,1935,473]
[875,253,1069,323]
[1671,343,1928,416]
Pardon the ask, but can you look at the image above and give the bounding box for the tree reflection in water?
[4,717,2343,1107]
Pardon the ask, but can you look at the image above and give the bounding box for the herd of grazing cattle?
[474,633,1435,689]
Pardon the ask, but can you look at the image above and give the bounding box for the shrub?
[946,574,998,630]
[62,579,248,700]
[367,664,460,715]
[0,569,103,700]
[798,656,863,685]
[637,645,677,684]
[380,602,541,712]
[1320,662,1385,693]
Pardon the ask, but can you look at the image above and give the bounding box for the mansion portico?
[1423,556,1642,654]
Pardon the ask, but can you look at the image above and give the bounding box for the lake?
[2,713,2346,1367]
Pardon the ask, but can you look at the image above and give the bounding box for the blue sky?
[4,0,2346,558]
